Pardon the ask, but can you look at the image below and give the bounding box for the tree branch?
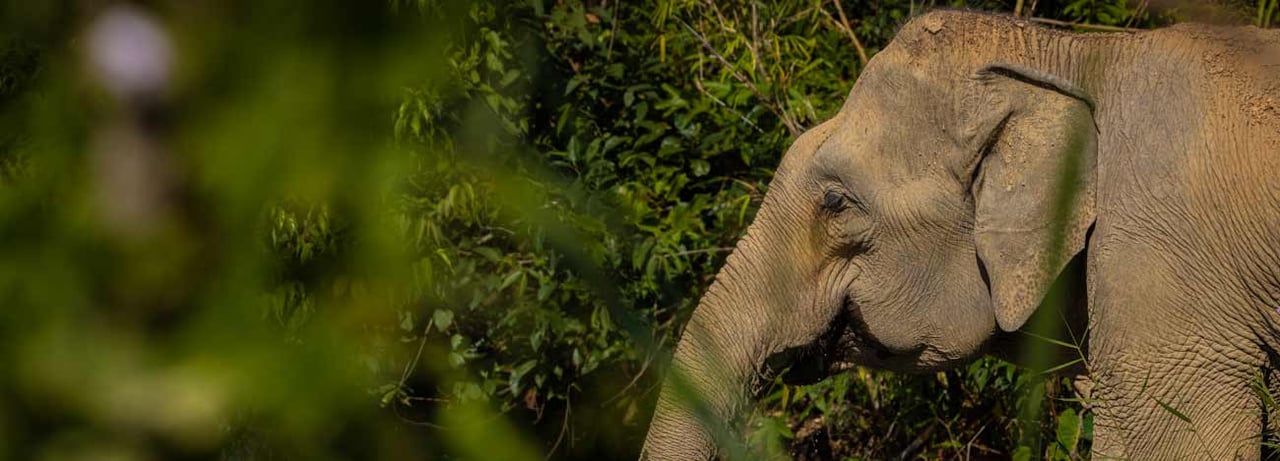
[828,0,868,67]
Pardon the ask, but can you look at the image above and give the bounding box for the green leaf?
[1055,408,1079,452]
[1019,330,1082,350]
[434,309,454,331]
[536,281,555,301]
[435,249,453,269]
[473,246,502,262]
[529,328,543,351]
[499,270,523,290]
[499,69,521,87]
[1012,446,1033,461]
[509,360,537,396]
[399,311,415,332]
[379,385,401,408]
[1041,357,1085,375]
[690,159,709,177]
[1154,398,1194,425]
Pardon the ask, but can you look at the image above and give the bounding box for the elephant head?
[642,13,1098,460]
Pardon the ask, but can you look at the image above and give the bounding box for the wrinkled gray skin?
[642,10,1280,460]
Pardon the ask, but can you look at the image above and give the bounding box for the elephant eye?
[821,190,851,213]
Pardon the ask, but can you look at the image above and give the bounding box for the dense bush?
[0,1,1271,460]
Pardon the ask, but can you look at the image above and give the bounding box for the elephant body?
[1084,20,1280,457]
[643,10,1280,460]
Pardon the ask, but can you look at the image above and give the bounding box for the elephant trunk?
[641,230,799,460]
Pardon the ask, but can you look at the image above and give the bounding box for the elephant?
[641,10,1280,460]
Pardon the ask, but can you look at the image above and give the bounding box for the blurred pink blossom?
[85,5,172,101]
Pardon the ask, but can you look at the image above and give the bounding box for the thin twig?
[964,423,988,460]
[750,1,763,78]
[702,0,730,31]
[603,352,654,404]
[937,416,959,455]
[392,406,448,429]
[1028,16,1143,33]
[676,16,802,136]
[606,0,621,61]
[545,391,572,460]
[828,0,869,67]
[398,318,435,391]
[667,247,735,257]
[729,178,761,197]
[1126,0,1149,28]
[898,420,938,460]
[692,78,765,133]
[778,6,819,28]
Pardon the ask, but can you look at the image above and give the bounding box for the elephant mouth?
[774,295,936,384]
[775,297,896,384]
[831,295,929,371]
[772,304,858,385]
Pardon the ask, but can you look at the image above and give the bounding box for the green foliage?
[371,2,856,454]
[1260,0,1280,28]
[1059,0,1156,25]
[743,357,1094,459]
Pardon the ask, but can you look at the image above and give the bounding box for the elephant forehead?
[811,115,882,178]
[783,117,840,164]
[810,109,948,187]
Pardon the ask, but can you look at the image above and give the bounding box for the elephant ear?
[962,62,1097,332]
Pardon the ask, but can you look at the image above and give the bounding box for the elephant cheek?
[923,273,997,364]
[842,270,994,367]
